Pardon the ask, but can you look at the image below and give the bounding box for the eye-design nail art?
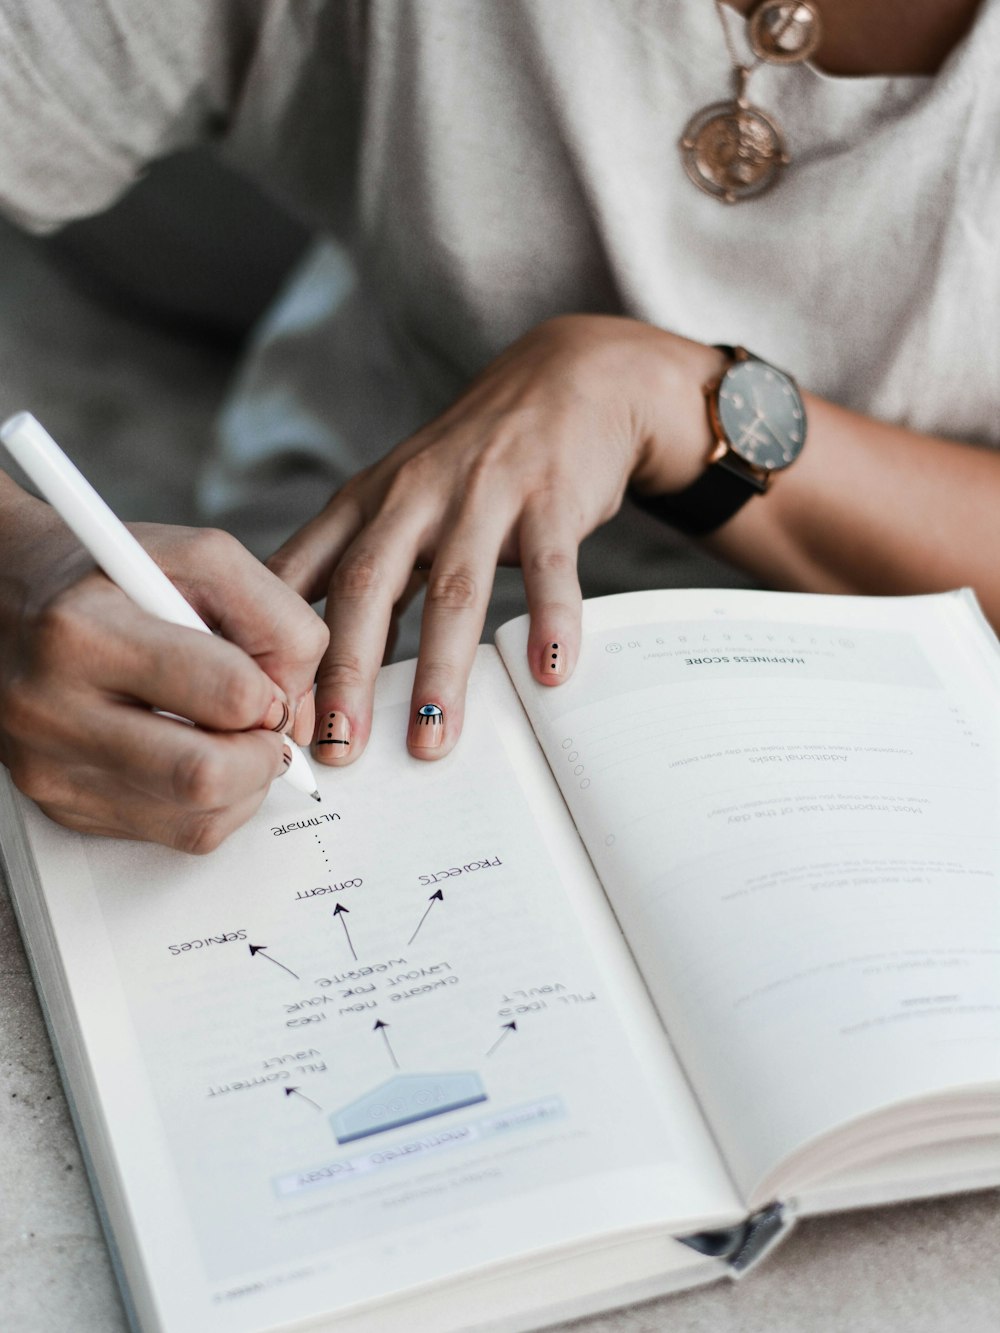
[412,703,444,748]
[542,642,565,676]
[317,711,351,749]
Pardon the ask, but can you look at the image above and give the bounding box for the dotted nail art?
[317,711,351,746]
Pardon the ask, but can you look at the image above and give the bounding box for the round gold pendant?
[679,100,789,204]
[747,0,822,65]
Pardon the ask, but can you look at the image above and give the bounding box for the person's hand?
[0,485,329,851]
[268,315,720,765]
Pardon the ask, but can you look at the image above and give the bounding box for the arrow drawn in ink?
[284,1086,323,1112]
[333,902,357,960]
[485,1022,517,1057]
[407,889,444,946]
[248,944,300,980]
[373,1019,399,1069]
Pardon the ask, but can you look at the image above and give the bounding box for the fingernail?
[541,642,565,676]
[265,695,291,732]
[315,710,352,757]
[293,690,316,747]
[410,702,444,749]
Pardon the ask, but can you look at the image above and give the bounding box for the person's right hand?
[0,482,329,852]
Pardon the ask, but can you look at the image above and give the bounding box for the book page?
[497,589,1000,1203]
[14,647,738,1333]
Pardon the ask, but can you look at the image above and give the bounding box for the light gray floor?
[0,217,997,1332]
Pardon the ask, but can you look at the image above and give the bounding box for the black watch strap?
[629,344,764,536]
[630,456,766,536]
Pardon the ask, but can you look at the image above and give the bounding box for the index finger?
[149,525,330,724]
[312,502,430,765]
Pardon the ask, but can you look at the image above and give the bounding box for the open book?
[2,588,998,1333]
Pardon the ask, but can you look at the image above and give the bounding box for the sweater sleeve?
[0,0,266,231]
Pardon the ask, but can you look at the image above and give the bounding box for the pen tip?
[311,790,322,803]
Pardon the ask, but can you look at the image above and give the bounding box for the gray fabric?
[210,0,1000,641]
[0,0,264,230]
[4,1,997,425]
[1,0,998,642]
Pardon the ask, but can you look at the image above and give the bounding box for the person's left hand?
[268,315,719,765]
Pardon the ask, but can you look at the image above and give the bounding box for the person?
[0,0,996,851]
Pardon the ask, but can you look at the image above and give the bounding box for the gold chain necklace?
[679,1,822,204]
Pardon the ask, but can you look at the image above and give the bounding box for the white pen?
[0,411,321,803]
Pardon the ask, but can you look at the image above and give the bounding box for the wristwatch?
[630,345,807,535]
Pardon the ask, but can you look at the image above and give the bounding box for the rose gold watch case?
[703,348,771,491]
[702,345,806,487]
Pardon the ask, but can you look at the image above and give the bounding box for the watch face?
[716,359,806,472]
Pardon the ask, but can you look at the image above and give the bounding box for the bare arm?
[719,393,1000,616]
[629,332,1000,622]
